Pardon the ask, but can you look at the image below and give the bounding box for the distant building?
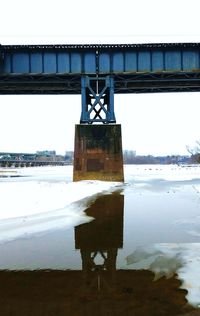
[123,150,136,164]
[65,151,74,164]
[36,150,56,157]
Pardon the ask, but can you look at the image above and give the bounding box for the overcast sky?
[0,0,200,156]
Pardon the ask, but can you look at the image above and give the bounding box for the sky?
[0,0,200,156]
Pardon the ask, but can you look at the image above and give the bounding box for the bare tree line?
[186,141,200,163]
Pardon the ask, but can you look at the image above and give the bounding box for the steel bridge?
[1,42,200,123]
[1,42,200,180]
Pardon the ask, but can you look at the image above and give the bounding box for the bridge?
[0,151,68,168]
[1,43,200,94]
[0,160,67,168]
[1,42,200,180]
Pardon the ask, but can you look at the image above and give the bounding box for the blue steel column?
[80,76,88,123]
[108,76,116,123]
[80,75,116,124]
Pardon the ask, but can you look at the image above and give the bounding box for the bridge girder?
[1,43,200,122]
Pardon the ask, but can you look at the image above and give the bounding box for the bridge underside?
[1,42,200,94]
[1,72,200,94]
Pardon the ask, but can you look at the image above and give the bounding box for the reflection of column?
[75,192,124,295]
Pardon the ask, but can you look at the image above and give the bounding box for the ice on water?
[126,243,200,308]
[0,166,121,242]
[123,164,200,308]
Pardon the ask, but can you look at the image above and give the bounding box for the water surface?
[1,164,200,315]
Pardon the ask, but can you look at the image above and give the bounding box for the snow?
[0,166,122,241]
[126,243,200,308]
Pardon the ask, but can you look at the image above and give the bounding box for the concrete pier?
[73,124,124,182]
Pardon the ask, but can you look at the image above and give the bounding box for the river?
[0,164,200,315]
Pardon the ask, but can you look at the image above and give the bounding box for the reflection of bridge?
[0,192,193,315]
[1,42,200,180]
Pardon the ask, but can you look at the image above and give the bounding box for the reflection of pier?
[0,192,194,315]
[75,192,123,297]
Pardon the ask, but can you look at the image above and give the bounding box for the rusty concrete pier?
[73,124,124,182]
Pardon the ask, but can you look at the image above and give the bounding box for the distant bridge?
[0,160,68,168]
[0,152,69,167]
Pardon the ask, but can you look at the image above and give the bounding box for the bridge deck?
[1,43,200,94]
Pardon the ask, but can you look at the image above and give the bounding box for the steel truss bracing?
[113,72,200,94]
[80,76,116,124]
[0,74,81,94]
[1,72,200,95]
